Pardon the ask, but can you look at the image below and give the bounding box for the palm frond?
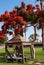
[35,0,39,3]
[36,0,39,1]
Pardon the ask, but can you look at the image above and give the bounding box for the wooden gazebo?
[5,34,35,63]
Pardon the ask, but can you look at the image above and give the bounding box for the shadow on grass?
[0,52,31,63]
[0,53,5,63]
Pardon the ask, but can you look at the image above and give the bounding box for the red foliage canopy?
[0,2,44,39]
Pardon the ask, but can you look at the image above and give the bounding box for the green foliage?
[24,13,37,24]
[36,0,39,1]
[35,0,39,3]
[28,34,39,42]
[15,6,19,9]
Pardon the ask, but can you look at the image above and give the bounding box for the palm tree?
[28,33,39,43]
[35,0,44,9]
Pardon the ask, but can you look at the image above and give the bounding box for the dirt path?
[40,63,44,65]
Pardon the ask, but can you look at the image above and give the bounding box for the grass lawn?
[0,47,44,65]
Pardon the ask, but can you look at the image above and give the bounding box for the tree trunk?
[15,28,23,36]
[40,1,42,9]
[34,26,36,40]
[20,28,23,36]
[21,45,24,63]
[42,27,44,50]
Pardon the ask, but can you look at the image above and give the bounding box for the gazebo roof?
[5,34,31,46]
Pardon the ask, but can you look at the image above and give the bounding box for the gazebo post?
[5,34,32,62]
[29,26,36,60]
[29,26,36,59]
[30,43,35,60]
[21,44,24,63]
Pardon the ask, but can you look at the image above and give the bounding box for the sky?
[0,0,43,41]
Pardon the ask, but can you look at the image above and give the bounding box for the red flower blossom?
[12,21,16,25]
[36,5,40,8]
[36,8,41,14]
[22,21,27,26]
[16,16,23,24]
[13,16,17,21]
[4,22,9,26]
[0,31,5,39]
[5,10,8,14]
[12,9,17,15]
[41,23,44,27]
[27,4,33,10]
[18,24,22,28]
[0,35,4,39]
[26,10,32,13]
[17,16,23,21]
[2,30,6,34]
[0,15,3,21]
[21,2,25,8]
[10,21,16,26]
[4,10,9,21]
[15,28,21,33]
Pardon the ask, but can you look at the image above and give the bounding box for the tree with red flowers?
[0,2,28,40]
[0,2,44,41]
[0,2,44,61]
